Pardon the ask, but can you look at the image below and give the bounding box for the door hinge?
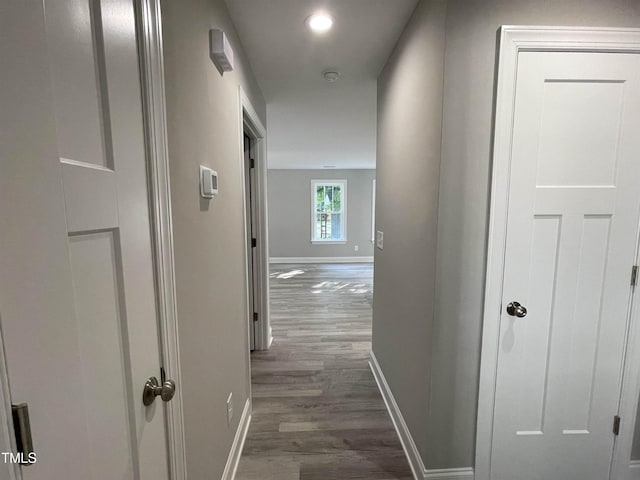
[12,403,35,465]
[251,238,257,248]
[613,415,621,436]
[250,158,255,169]
[632,266,639,287]
[253,312,258,322]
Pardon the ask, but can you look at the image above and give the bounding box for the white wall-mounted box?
[200,166,218,198]
[209,29,234,73]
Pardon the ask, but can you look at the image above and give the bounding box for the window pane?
[312,182,345,241]
[330,212,342,240]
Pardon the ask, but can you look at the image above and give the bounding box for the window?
[371,179,376,243]
[311,180,347,243]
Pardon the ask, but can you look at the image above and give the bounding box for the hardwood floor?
[235,263,412,480]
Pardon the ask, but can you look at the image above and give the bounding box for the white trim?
[369,351,474,480]
[371,178,376,243]
[628,461,640,480]
[221,398,252,480]
[239,87,271,351]
[311,179,347,243]
[0,320,19,480]
[270,256,373,264]
[369,351,425,479]
[477,26,640,480]
[425,468,475,480]
[136,2,187,479]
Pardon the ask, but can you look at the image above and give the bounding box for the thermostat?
[200,166,218,198]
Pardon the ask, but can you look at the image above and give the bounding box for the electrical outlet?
[226,393,233,426]
[376,230,384,250]
[354,245,359,252]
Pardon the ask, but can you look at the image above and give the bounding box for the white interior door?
[492,51,640,479]
[0,0,170,478]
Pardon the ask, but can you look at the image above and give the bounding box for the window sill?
[311,240,347,245]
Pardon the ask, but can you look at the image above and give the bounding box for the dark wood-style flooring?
[235,263,412,480]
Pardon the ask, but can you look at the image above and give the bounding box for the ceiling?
[225,0,419,169]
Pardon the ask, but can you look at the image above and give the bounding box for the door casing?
[136,1,187,478]
[477,26,640,480]
[239,87,272,351]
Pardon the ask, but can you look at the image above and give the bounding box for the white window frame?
[311,179,347,244]
[371,178,376,243]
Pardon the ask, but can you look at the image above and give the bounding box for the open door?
[244,133,259,351]
[0,1,172,478]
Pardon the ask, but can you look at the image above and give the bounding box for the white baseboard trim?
[369,351,425,479]
[425,468,475,479]
[270,256,373,264]
[221,398,251,480]
[369,351,474,480]
[630,461,640,469]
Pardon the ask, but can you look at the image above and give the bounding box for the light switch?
[376,230,384,250]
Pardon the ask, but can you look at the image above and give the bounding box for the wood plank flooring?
[235,263,412,480]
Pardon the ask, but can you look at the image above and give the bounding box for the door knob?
[143,376,176,406]
[506,301,527,318]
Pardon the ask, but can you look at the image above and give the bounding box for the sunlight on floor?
[270,269,305,279]
[310,281,369,294]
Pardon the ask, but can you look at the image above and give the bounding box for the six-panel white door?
[0,0,170,478]
[491,51,640,479]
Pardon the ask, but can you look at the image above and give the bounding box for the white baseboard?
[270,256,373,264]
[369,351,474,480]
[221,398,251,480]
[629,460,640,480]
[425,468,475,479]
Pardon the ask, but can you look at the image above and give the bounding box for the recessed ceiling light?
[306,13,333,33]
[322,70,340,82]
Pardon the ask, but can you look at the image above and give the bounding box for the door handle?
[143,376,176,406]
[506,301,527,318]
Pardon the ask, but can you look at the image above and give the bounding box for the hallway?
[236,263,412,480]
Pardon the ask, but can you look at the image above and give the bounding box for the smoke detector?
[323,70,340,82]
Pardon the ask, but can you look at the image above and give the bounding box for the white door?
[0,1,170,479]
[244,134,257,351]
[492,51,640,479]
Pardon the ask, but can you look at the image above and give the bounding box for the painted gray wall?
[161,0,266,477]
[373,0,447,464]
[268,169,376,258]
[375,0,640,471]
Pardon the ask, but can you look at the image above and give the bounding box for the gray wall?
[161,0,266,477]
[374,0,640,471]
[268,169,376,259]
[373,0,447,464]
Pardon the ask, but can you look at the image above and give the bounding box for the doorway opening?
[241,90,271,352]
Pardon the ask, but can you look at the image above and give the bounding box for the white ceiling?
[225,0,419,169]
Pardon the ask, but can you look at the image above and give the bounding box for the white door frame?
[238,87,272,351]
[476,26,640,480]
[136,1,187,479]
[0,320,19,480]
